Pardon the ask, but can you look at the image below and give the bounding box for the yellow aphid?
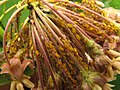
[35,50,39,55]
[76,34,81,40]
[49,43,54,48]
[53,5,57,9]
[67,23,73,28]
[57,60,62,65]
[80,13,85,17]
[55,53,60,58]
[69,47,73,51]
[28,0,35,3]
[74,21,77,24]
[75,2,78,4]
[64,43,69,47]
[91,0,95,4]
[89,27,94,30]
[85,0,88,3]
[29,40,32,45]
[67,40,70,43]
[95,8,98,12]
[31,46,33,50]
[14,33,18,36]
[102,11,107,17]
[103,23,106,27]
[82,0,85,2]
[91,4,94,8]
[93,21,97,24]
[59,46,64,51]
[72,28,76,34]
[73,48,77,53]
[49,0,55,2]
[84,24,89,28]
[66,0,69,2]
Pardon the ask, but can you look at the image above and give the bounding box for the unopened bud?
[82,82,92,90]
[114,56,120,61]
[22,78,34,88]
[107,66,114,81]
[93,84,102,90]
[10,81,17,90]
[107,49,120,58]
[95,1,105,7]
[112,61,120,71]
[16,82,24,90]
[103,83,114,90]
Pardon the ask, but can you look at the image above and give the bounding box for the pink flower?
[0,57,32,80]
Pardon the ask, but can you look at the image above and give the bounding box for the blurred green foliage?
[102,0,120,9]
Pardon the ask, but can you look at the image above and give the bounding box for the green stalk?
[0,4,17,21]
[0,26,4,42]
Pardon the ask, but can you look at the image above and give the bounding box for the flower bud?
[10,81,17,90]
[114,56,120,61]
[93,75,107,86]
[103,83,114,90]
[95,0,105,7]
[112,61,120,71]
[93,84,102,90]
[22,78,34,88]
[16,82,24,90]
[106,49,120,58]
[47,73,62,89]
[107,66,114,80]
[82,82,92,90]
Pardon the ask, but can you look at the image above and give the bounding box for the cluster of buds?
[0,0,120,90]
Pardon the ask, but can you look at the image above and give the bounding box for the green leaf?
[0,26,4,42]
[109,0,120,9]
[0,47,3,52]
[109,75,120,90]
[0,74,11,86]
[102,0,120,9]
[24,66,34,76]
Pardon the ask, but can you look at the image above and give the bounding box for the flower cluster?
[0,0,120,90]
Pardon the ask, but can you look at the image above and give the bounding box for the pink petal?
[22,59,33,72]
[9,57,23,79]
[10,57,21,66]
[0,63,10,74]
